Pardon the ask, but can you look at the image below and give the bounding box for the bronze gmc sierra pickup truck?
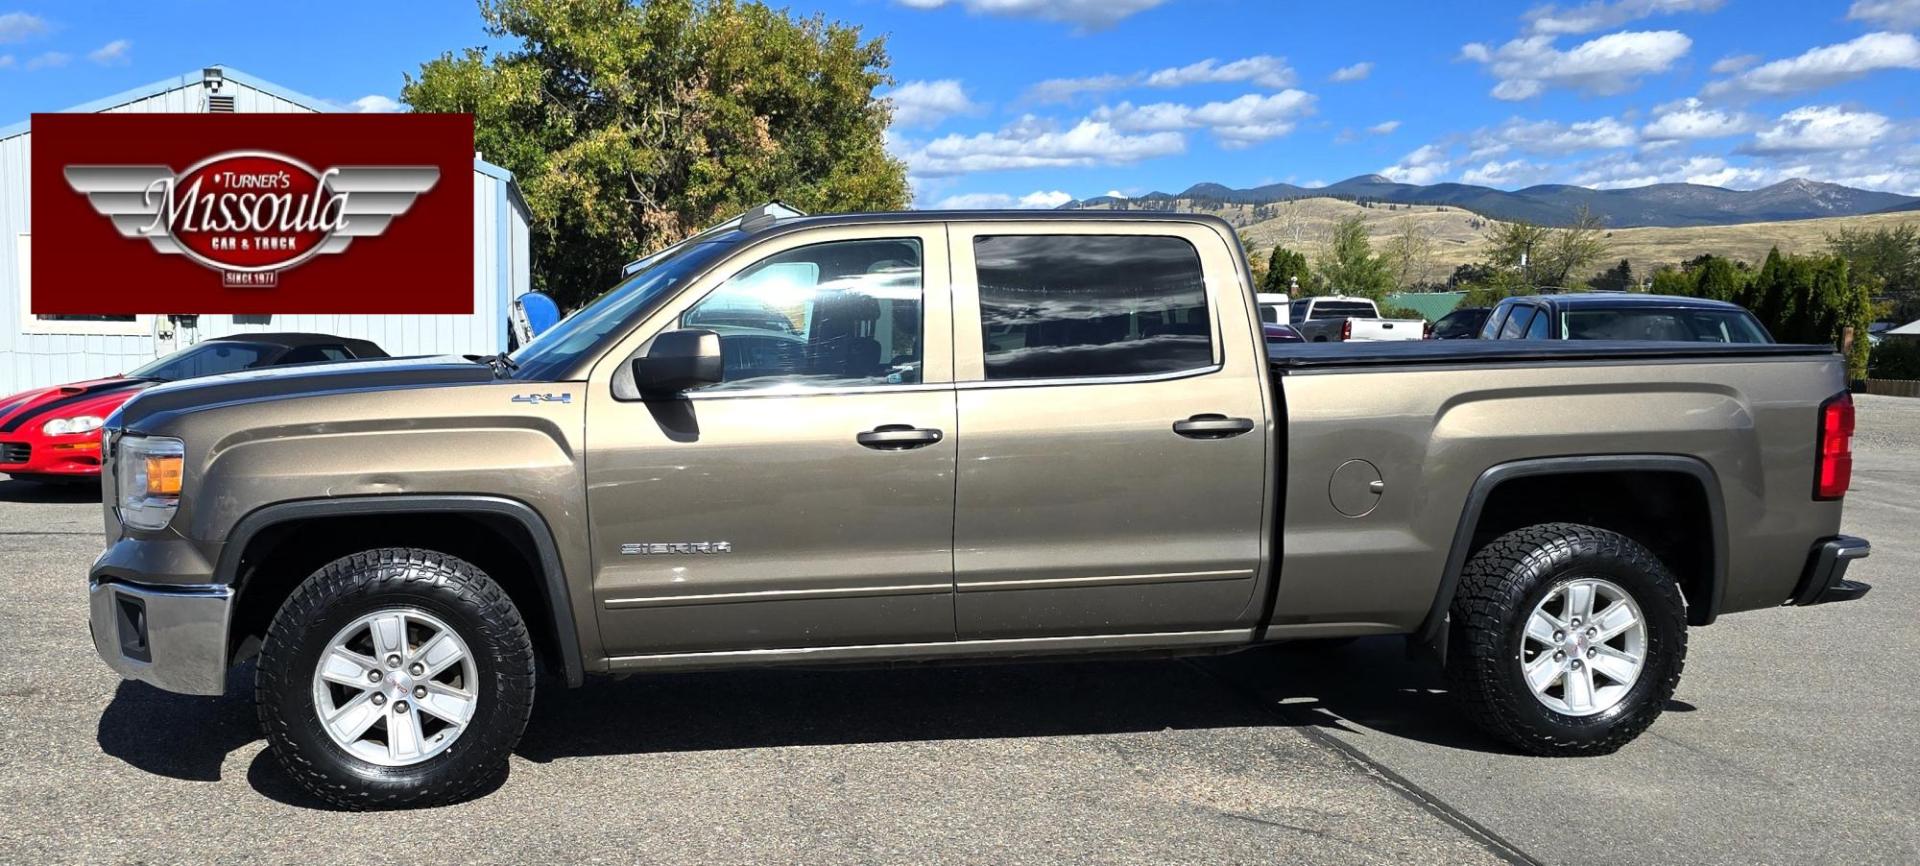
[88,209,1871,809]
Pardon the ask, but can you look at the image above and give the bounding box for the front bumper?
[1789,535,1872,607]
[88,579,233,695]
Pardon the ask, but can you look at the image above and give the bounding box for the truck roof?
[1507,293,1750,311]
[718,209,1241,243]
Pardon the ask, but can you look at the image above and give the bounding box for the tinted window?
[1432,309,1488,339]
[1500,306,1535,339]
[1524,309,1551,339]
[279,345,354,364]
[1306,301,1377,320]
[1562,307,1772,343]
[975,235,1211,381]
[682,238,924,390]
[1480,306,1511,339]
[126,342,274,381]
[1290,300,1311,322]
[1260,305,1280,324]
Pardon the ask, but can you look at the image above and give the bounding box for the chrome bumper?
[88,579,233,696]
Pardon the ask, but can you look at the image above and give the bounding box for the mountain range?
[1065,175,1920,228]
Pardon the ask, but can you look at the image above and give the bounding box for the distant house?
[1886,320,1920,344]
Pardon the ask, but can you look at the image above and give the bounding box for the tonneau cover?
[1271,340,1836,370]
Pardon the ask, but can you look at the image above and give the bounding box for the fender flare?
[216,495,585,687]
[1416,454,1728,653]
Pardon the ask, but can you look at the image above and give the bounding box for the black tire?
[1446,522,1687,756]
[257,548,535,810]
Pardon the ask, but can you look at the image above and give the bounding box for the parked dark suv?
[1480,293,1773,343]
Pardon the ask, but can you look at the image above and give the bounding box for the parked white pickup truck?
[1289,296,1426,342]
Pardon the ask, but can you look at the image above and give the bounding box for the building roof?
[1385,291,1466,321]
[1888,319,1920,336]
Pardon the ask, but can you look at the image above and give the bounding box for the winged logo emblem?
[64,150,439,288]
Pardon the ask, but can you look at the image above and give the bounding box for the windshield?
[1562,307,1773,343]
[508,240,738,380]
[126,342,274,381]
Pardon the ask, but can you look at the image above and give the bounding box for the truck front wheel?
[1446,523,1687,755]
[256,548,536,809]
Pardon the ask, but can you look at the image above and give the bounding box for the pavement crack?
[1184,659,1545,866]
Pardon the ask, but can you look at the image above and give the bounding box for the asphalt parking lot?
[0,396,1913,865]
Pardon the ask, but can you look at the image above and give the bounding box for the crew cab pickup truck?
[1287,295,1426,342]
[89,209,1871,810]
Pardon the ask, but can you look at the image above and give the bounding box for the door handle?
[1172,414,1255,440]
[857,424,944,451]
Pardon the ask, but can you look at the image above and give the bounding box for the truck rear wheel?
[256,548,535,809]
[1446,523,1687,756]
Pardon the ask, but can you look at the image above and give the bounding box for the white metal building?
[0,66,531,395]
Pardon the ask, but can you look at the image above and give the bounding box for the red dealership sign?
[30,113,474,314]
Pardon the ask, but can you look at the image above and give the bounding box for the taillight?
[1814,392,1854,500]
[1341,319,1353,341]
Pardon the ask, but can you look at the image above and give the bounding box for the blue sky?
[3,1,1917,209]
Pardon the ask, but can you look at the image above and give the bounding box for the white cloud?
[1094,90,1317,147]
[1848,0,1920,30]
[934,189,1075,209]
[0,55,12,69]
[1330,61,1373,82]
[1382,144,1451,185]
[1144,55,1294,89]
[886,80,982,129]
[24,51,67,70]
[350,94,403,113]
[1642,97,1756,140]
[1463,30,1692,100]
[1460,158,1549,186]
[1104,189,1130,198]
[1707,32,1920,96]
[1026,55,1293,103]
[1523,0,1724,35]
[0,11,46,43]
[1367,120,1402,135]
[1745,105,1892,154]
[1710,53,1759,74]
[1474,115,1640,156]
[1672,156,1773,187]
[894,0,1165,30]
[87,39,130,66]
[900,115,1186,176]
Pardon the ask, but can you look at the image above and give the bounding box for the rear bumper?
[1789,535,1872,607]
[87,578,233,696]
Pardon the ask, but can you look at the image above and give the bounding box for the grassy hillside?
[1094,197,1920,287]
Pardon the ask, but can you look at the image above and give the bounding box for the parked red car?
[0,333,386,482]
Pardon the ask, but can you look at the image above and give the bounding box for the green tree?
[1648,265,1691,297]
[1312,215,1395,299]
[1828,223,1920,320]
[1263,245,1312,294]
[1535,205,1610,288]
[1587,259,1633,292]
[1692,255,1746,303]
[1485,220,1551,284]
[403,0,910,308]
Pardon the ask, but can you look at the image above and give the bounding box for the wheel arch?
[1418,455,1727,654]
[216,495,585,687]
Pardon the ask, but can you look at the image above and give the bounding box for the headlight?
[117,435,185,531]
[43,415,106,437]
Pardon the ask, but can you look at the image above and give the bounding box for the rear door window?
[1306,301,1377,320]
[974,235,1212,380]
[1500,306,1535,339]
[1524,309,1551,339]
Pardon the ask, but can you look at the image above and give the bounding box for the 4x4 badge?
[511,393,571,405]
